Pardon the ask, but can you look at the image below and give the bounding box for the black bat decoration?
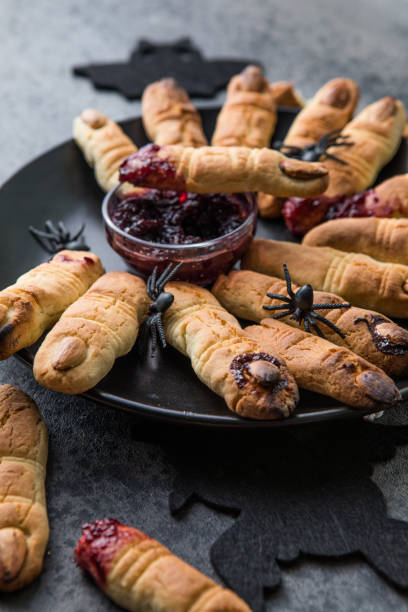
[73,38,262,99]
[160,418,408,612]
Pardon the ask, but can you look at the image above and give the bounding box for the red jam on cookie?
[282,190,395,236]
[75,518,150,588]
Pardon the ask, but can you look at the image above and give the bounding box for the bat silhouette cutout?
[73,37,262,99]
[152,419,408,612]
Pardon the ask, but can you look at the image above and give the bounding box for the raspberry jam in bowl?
[102,185,257,285]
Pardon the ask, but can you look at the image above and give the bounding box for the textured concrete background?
[1,0,408,610]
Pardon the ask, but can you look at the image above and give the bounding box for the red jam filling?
[119,143,184,190]
[110,189,248,244]
[282,190,395,236]
[54,254,94,264]
[75,518,149,587]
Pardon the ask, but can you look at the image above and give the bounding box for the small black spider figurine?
[273,129,353,165]
[29,220,89,254]
[138,262,182,357]
[263,263,351,339]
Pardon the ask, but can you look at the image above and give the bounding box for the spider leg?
[322,152,348,165]
[28,227,57,240]
[28,228,54,254]
[70,222,86,241]
[272,310,292,320]
[157,261,183,293]
[57,221,69,241]
[265,293,292,303]
[326,140,353,148]
[317,130,340,150]
[264,303,294,312]
[147,266,158,299]
[44,220,59,237]
[321,128,342,142]
[312,302,351,310]
[150,319,158,357]
[156,315,167,348]
[310,312,346,339]
[281,146,304,153]
[155,263,174,293]
[282,263,296,299]
[272,143,304,157]
[308,317,326,338]
[277,144,303,153]
[304,317,311,334]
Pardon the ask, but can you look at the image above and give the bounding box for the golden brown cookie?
[212,269,408,378]
[75,518,251,612]
[269,81,305,108]
[163,282,299,420]
[374,173,408,216]
[0,385,48,591]
[119,144,329,197]
[303,217,408,265]
[142,78,207,147]
[212,65,277,148]
[242,239,408,318]
[284,78,360,148]
[73,109,137,192]
[34,272,149,394]
[322,97,406,197]
[246,320,401,410]
[0,250,104,360]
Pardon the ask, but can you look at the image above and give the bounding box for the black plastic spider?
[273,129,353,165]
[138,262,182,357]
[263,263,351,339]
[29,220,89,254]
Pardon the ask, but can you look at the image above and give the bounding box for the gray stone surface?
[1,0,408,610]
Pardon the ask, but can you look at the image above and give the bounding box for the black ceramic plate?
[1,108,407,428]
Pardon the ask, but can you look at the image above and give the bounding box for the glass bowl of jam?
[102,184,257,285]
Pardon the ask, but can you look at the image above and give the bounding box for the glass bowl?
[102,185,258,285]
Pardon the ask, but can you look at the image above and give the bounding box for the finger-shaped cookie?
[163,282,299,419]
[119,144,328,197]
[213,270,408,377]
[75,518,251,612]
[257,78,359,219]
[34,272,148,394]
[0,250,104,360]
[256,193,285,218]
[303,217,408,265]
[323,97,406,197]
[212,65,277,148]
[269,81,305,108]
[374,173,408,216]
[142,78,207,147]
[242,239,408,318]
[246,321,401,410]
[73,109,137,192]
[0,385,48,591]
[284,78,360,148]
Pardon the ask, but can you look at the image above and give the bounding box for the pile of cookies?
[1,65,408,609]
[1,67,407,421]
